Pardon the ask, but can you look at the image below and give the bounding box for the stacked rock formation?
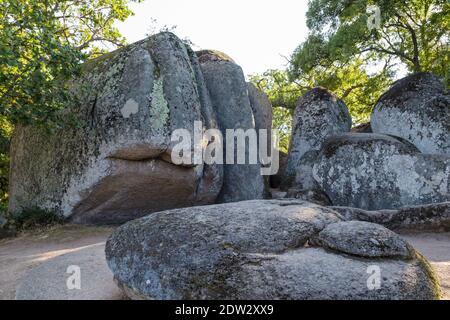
[6,33,447,300]
[283,72,449,229]
[8,34,270,224]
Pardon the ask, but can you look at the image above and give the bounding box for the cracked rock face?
[371,72,450,156]
[283,87,352,189]
[8,32,223,224]
[197,50,265,203]
[313,133,450,210]
[105,199,441,300]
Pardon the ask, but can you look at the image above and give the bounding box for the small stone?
[316,221,413,259]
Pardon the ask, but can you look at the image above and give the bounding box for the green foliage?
[13,207,63,230]
[0,117,11,211]
[0,0,141,216]
[250,70,302,111]
[251,61,392,124]
[293,0,449,80]
[250,71,294,153]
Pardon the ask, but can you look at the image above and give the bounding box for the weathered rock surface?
[106,199,441,300]
[247,83,272,133]
[197,50,265,202]
[247,82,273,194]
[314,133,450,210]
[313,221,413,258]
[371,72,449,155]
[331,202,450,232]
[292,150,321,192]
[9,32,223,224]
[283,87,352,188]
[286,188,331,206]
[352,122,372,133]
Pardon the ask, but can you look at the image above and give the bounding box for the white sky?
[116,0,309,76]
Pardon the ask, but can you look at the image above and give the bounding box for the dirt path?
[0,225,123,300]
[1,225,449,300]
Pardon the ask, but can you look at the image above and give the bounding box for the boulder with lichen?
[371,72,449,156]
[106,199,441,300]
[8,32,223,224]
[282,87,352,190]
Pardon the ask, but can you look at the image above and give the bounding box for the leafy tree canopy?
[0,0,141,126]
[294,0,449,78]
[252,0,448,144]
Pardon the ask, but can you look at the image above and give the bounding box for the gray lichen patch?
[121,99,140,118]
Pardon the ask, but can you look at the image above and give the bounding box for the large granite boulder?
[371,72,449,155]
[106,199,441,300]
[283,87,352,188]
[197,50,265,202]
[313,133,450,210]
[352,122,372,133]
[312,221,413,258]
[293,150,321,191]
[8,33,223,224]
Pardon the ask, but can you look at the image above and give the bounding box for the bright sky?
[116,0,309,76]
